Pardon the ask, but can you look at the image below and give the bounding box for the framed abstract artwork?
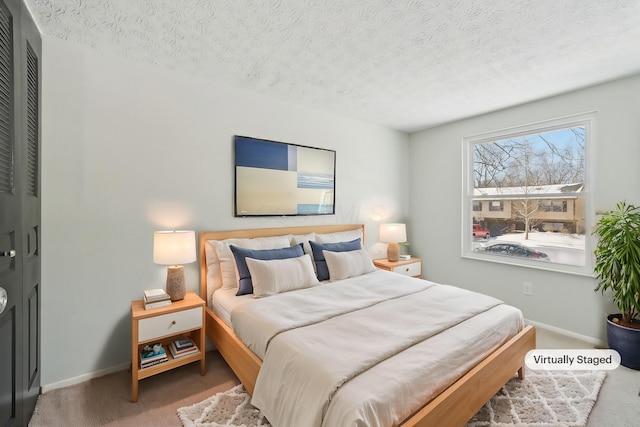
[234,136,336,216]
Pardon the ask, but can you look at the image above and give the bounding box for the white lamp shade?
[379,223,407,243]
[153,230,196,265]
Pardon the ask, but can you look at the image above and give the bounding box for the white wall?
[41,38,409,387]
[409,74,640,343]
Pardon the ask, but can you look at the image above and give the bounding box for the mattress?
[210,287,252,327]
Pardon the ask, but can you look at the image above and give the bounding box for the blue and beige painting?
[235,137,335,215]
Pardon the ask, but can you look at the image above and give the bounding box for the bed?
[199,224,535,427]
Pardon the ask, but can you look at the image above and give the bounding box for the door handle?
[0,287,7,314]
[1,250,16,258]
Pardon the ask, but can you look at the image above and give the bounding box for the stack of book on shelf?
[169,337,199,359]
[140,343,168,369]
[143,289,171,310]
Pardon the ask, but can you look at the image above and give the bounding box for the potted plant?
[593,201,640,370]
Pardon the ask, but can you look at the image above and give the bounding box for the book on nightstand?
[143,289,171,310]
[143,289,171,302]
[169,341,199,358]
[140,343,168,368]
[143,299,171,310]
[174,337,195,350]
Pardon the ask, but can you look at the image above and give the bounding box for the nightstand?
[374,257,422,278]
[131,291,206,402]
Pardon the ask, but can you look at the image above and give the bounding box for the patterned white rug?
[177,384,270,427]
[467,370,606,426]
[177,370,606,427]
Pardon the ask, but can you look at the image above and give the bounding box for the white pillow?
[208,235,291,290]
[246,254,320,298]
[204,241,224,305]
[323,249,376,282]
[316,229,363,244]
[290,232,316,255]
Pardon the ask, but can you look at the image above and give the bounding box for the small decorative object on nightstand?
[374,257,422,279]
[153,230,196,301]
[379,223,407,262]
[131,291,205,402]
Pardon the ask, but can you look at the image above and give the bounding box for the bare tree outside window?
[474,128,584,191]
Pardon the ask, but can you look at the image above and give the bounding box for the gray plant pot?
[607,314,640,370]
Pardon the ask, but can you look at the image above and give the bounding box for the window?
[472,201,481,211]
[539,200,567,212]
[463,113,594,274]
[488,201,503,211]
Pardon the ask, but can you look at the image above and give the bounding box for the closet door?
[19,1,41,420]
[0,1,23,424]
[0,0,41,424]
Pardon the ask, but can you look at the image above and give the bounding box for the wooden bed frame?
[199,224,536,427]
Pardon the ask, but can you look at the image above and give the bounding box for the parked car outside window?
[476,242,549,260]
[472,224,490,239]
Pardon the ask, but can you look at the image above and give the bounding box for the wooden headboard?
[198,224,365,300]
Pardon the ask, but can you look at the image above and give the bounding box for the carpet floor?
[29,328,640,426]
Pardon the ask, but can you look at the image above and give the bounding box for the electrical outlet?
[523,282,533,296]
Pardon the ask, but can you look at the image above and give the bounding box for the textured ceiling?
[24,0,640,133]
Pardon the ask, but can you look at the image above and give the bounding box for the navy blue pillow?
[230,243,305,296]
[309,238,362,281]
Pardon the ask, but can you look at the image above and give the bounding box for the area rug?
[177,384,270,427]
[467,369,606,426]
[177,369,606,427]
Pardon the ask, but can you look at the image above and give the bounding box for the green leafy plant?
[593,201,640,326]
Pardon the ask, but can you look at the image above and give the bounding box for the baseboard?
[525,318,607,348]
[41,341,217,393]
[41,362,130,393]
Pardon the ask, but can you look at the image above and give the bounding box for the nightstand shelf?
[374,257,422,278]
[131,291,205,402]
[136,334,203,380]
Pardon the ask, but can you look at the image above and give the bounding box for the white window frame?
[462,112,595,276]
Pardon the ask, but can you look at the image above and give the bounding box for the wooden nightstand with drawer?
[131,291,205,402]
[374,257,422,278]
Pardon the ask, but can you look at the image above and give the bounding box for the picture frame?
[234,136,336,217]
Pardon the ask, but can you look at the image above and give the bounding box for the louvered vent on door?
[26,43,38,197]
[0,4,13,194]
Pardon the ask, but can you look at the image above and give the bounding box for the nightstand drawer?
[138,307,202,343]
[392,262,421,277]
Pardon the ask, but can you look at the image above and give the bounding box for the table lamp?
[379,223,407,262]
[153,230,196,301]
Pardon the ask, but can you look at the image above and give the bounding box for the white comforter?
[230,270,523,427]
